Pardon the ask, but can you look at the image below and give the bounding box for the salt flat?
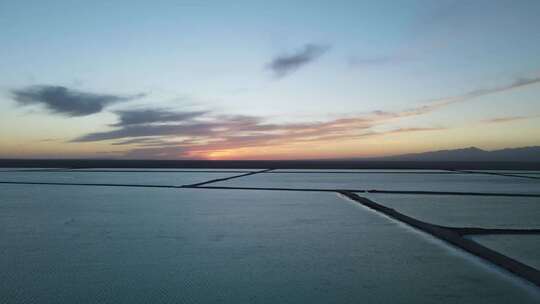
[271,169,454,173]
[0,171,240,187]
[1,183,538,303]
[212,171,540,194]
[70,168,257,172]
[471,235,540,270]
[364,194,540,229]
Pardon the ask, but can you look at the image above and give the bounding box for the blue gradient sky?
[1,0,539,159]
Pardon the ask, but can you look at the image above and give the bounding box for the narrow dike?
[180,168,274,187]
[339,191,540,288]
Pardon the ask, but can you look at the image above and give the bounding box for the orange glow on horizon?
[1,119,539,160]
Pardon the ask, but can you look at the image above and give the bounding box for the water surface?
[470,235,540,270]
[214,171,540,194]
[1,184,538,303]
[365,194,540,228]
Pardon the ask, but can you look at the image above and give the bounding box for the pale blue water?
[71,168,257,172]
[470,235,540,270]
[0,168,62,171]
[213,172,540,194]
[514,174,540,178]
[469,170,540,174]
[1,184,538,303]
[467,171,540,178]
[271,169,454,173]
[0,171,239,186]
[365,194,540,229]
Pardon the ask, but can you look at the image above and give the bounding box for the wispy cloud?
[71,107,443,159]
[117,126,445,159]
[69,75,540,159]
[422,76,540,110]
[123,145,191,159]
[112,109,207,126]
[74,122,219,142]
[481,115,538,124]
[11,85,145,117]
[362,76,540,123]
[268,44,330,78]
[110,137,196,146]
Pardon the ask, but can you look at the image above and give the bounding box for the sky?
[1,0,539,160]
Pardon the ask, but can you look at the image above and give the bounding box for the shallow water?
[70,168,258,172]
[364,193,540,228]
[468,170,540,174]
[214,171,540,194]
[0,167,63,171]
[0,171,239,186]
[513,174,540,178]
[470,235,540,270]
[271,169,453,173]
[1,184,539,303]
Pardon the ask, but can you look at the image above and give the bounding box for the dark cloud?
[111,138,181,146]
[12,85,145,116]
[112,109,207,126]
[123,145,191,159]
[95,144,189,159]
[73,111,269,142]
[73,122,220,142]
[268,44,330,78]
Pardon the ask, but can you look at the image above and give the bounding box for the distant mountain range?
[1,146,539,171]
[368,146,540,162]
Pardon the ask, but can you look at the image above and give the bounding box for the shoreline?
[1,159,540,170]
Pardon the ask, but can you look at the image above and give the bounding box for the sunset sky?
[1,0,539,159]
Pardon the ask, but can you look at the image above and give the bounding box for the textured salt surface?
[469,171,540,175]
[70,168,257,172]
[0,171,240,186]
[365,194,540,229]
[1,185,538,303]
[470,235,540,270]
[213,172,540,194]
[0,168,64,171]
[271,169,453,173]
[513,174,540,178]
